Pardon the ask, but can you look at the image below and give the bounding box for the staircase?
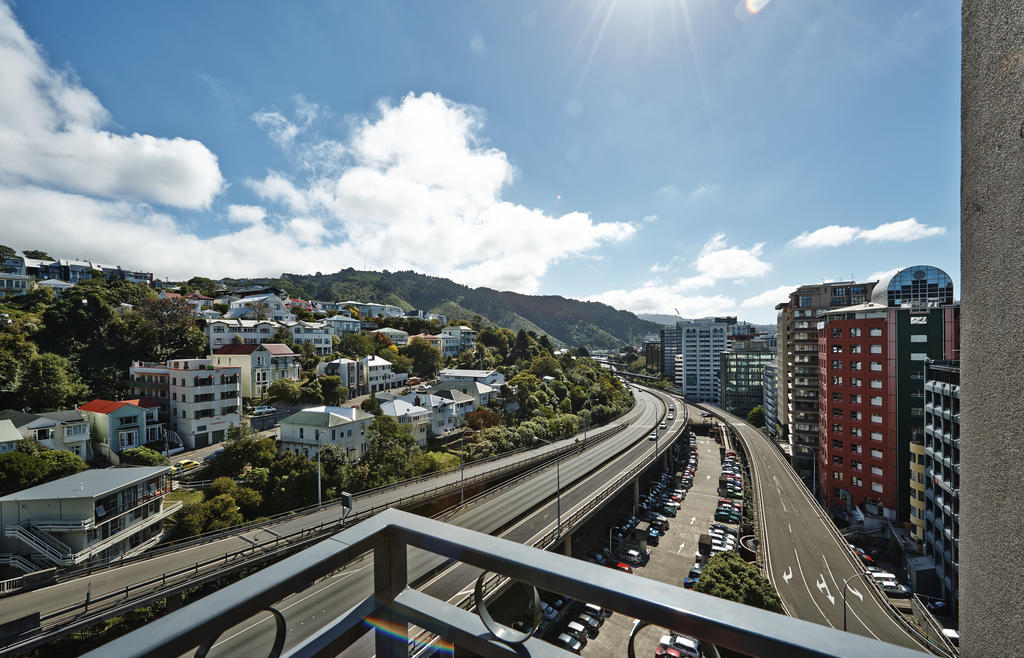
[3,524,72,566]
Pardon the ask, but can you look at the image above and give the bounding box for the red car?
[655,646,683,658]
[613,562,634,574]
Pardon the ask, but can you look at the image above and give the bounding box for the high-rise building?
[776,280,876,489]
[816,266,958,521]
[642,335,662,374]
[763,359,780,438]
[718,339,776,420]
[922,360,960,614]
[659,324,682,377]
[673,317,731,403]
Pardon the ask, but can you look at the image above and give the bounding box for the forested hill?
[232,269,660,349]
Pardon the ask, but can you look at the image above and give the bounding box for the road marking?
[676,543,685,555]
[792,549,835,627]
[690,516,697,525]
[821,555,878,640]
[849,585,864,602]
[787,523,792,533]
[816,575,836,605]
[783,567,793,582]
[782,500,788,512]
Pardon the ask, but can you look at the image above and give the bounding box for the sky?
[0,0,960,324]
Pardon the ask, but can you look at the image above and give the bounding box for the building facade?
[816,266,958,520]
[279,406,374,461]
[777,281,876,488]
[672,318,731,404]
[211,343,301,399]
[718,339,776,419]
[0,410,92,459]
[762,360,780,438]
[922,360,960,613]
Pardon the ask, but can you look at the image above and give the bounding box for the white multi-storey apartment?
[441,325,478,353]
[206,319,279,351]
[0,467,179,570]
[211,343,301,399]
[130,359,241,449]
[279,406,374,460]
[395,392,458,435]
[227,294,295,322]
[284,320,333,355]
[323,314,362,336]
[362,355,393,394]
[339,301,405,319]
[673,317,731,404]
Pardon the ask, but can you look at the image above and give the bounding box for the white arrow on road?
[706,474,711,480]
[690,516,697,525]
[676,542,686,555]
[848,584,864,602]
[783,567,793,583]
[816,575,836,605]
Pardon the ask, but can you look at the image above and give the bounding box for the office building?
[776,280,876,489]
[763,360,780,438]
[816,266,958,521]
[718,339,776,420]
[922,360,960,614]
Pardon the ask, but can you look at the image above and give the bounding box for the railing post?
[373,527,408,658]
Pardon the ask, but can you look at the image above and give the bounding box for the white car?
[555,633,583,653]
[250,405,277,416]
[660,634,700,658]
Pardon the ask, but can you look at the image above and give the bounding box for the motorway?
[193,388,679,656]
[702,405,929,652]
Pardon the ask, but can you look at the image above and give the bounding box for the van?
[251,405,277,416]
[870,571,897,582]
[583,603,608,619]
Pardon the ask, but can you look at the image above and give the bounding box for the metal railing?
[85,508,930,658]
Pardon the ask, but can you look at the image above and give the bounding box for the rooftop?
[78,399,141,415]
[0,466,169,502]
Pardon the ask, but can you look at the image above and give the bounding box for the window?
[851,444,863,454]
[911,334,928,343]
[832,423,843,433]
[832,408,843,417]
[299,427,304,439]
[851,476,863,487]
[910,316,928,325]
[851,427,862,437]
[870,328,882,337]
[911,353,928,361]
[869,345,882,354]
[850,328,862,337]
[850,344,862,353]
[871,448,883,459]
[870,379,883,389]
[832,376,843,385]
[118,415,139,426]
[832,471,843,481]
[850,361,862,370]
[831,344,843,353]
[850,377,862,387]
[870,396,883,405]
[832,360,843,369]
[832,455,844,465]
[832,392,843,401]
[851,394,862,403]
[870,362,883,371]
[871,414,883,422]
[870,466,883,476]
[831,328,842,337]
[871,431,883,441]
[832,439,844,449]
[851,460,862,470]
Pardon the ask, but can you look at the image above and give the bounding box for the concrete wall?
[960,1,1024,653]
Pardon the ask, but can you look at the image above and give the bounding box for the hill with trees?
[223,269,659,350]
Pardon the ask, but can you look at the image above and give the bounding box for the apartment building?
[922,360,960,614]
[0,467,177,569]
[323,314,362,336]
[441,325,478,353]
[284,320,333,355]
[130,359,242,449]
[718,338,776,420]
[816,266,958,521]
[227,294,295,322]
[673,317,731,404]
[0,273,33,299]
[0,410,92,459]
[206,319,280,351]
[339,300,405,319]
[279,405,374,461]
[776,280,876,488]
[211,343,301,399]
[762,360,780,439]
[373,327,409,346]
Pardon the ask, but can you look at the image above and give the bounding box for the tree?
[38,450,88,479]
[746,406,765,428]
[19,353,90,411]
[337,333,375,359]
[121,446,170,466]
[529,355,561,379]
[360,391,382,416]
[465,409,501,431]
[319,375,347,406]
[402,337,442,378]
[694,552,783,613]
[575,345,590,357]
[355,416,421,488]
[0,244,15,261]
[299,376,324,404]
[185,276,217,296]
[267,378,302,404]
[21,249,51,260]
[0,451,49,495]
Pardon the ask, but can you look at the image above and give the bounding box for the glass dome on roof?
[870,265,954,308]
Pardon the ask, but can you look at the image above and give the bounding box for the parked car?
[171,459,200,475]
[612,562,633,573]
[575,613,601,635]
[660,633,701,658]
[564,620,591,640]
[554,633,583,653]
[250,405,277,416]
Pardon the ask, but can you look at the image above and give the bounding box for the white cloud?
[740,284,795,309]
[0,3,223,209]
[790,217,946,248]
[688,183,718,200]
[226,204,266,225]
[642,214,658,223]
[866,266,903,282]
[656,184,680,202]
[693,233,771,280]
[469,34,486,56]
[789,224,862,248]
[583,284,736,318]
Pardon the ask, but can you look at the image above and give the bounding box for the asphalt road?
[0,392,655,634]
[193,389,679,657]
[703,405,928,652]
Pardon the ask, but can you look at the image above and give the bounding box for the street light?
[842,571,871,631]
[535,436,564,538]
[459,434,465,504]
[316,430,322,507]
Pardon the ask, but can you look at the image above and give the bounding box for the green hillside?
[225,269,659,350]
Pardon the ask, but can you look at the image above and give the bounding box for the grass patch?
[165,490,202,505]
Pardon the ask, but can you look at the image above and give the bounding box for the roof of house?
[362,355,392,366]
[374,327,408,335]
[36,410,87,423]
[0,419,23,444]
[78,399,140,415]
[159,291,183,299]
[36,279,73,287]
[0,409,37,430]
[132,398,162,409]
[263,343,298,356]
[0,466,170,502]
[440,369,499,379]
[380,399,430,417]
[282,406,372,427]
[433,389,475,404]
[432,381,495,395]
[213,344,262,355]
[185,292,213,300]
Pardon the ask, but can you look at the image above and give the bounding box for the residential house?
[284,320,333,355]
[317,358,363,396]
[0,273,33,299]
[379,399,431,446]
[405,309,447,324]
[438,369,506,388]
[184,292,214,313]
[278,405,374,461]
[129,359,241,449]
[432,389,475,422]
[284,297,315,313]
[211,343,301,399]
[373,327,409,346]
[227,294,295,322]
[339,300,405,319]
[362,355,395,394]
[441,325,478,353]
[431,380,496,409]
[0,467,177,570]
[323,314,362,336]
[0,419,22,453]
[35,279,74,298]
[407,332,458,357]
[396,393,458,436]
[206,318,280,351]
[78,399,162,461]
[0,409,93,459]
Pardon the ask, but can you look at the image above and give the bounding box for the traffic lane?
[734,423,922,649]
[203,395,666,656]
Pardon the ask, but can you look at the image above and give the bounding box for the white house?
[130,359,242,449]
[284,320,333,355]
[228,294,295,322]
[323,314,362,336]
[441,325,478,353]
[362,355,394,394]
[0,467,178,570]
[278,405,374,461]
[35,278,74,298]
[206,318,280,351]
[317,357,363,396]
[439,369,506,387]
[183,292,214,313]
[0,273,33,299]
[339,300,405,319]
[211,343,301,399]
[379,399,431,445]
[0,410,92,459]
[396,392,458,435]
[431,380,496,409]
[433,389,476,421]
[373,327,409,346]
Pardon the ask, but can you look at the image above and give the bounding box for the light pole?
[459,434,465,504]
[316,431,322,507]
[536,436,563,538]
[842,571,871,631]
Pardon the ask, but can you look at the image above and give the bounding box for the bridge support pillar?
[632,478,640,515]
[562,533,572,556]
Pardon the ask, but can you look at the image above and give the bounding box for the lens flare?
[363,617,455,655]
[745,0,771,14]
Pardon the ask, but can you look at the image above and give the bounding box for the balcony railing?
[86,509,929,658]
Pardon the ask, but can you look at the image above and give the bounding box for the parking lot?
[533,424,732,657]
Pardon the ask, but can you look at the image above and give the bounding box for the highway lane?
[0,394,653,632]
[697,405,928,652]
[199,389,679,657]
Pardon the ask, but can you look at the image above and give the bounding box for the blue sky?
[0,1,959,323]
